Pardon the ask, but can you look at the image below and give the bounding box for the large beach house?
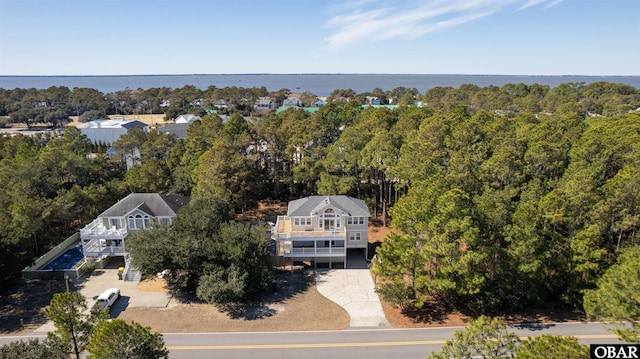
[273,196,370,268]
[76,119,149,145]
[80,193,189,274]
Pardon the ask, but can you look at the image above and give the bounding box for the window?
[293,217,311,226]
[348,217,366,225]
[128,214,151,229]
[109,218,121,229]
[349,233,362,241]
[320,209,339,231]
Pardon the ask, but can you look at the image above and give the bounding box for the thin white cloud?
[325,0,564,49]
[519,0,563,10]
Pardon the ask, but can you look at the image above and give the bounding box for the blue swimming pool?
[42,245,84,270]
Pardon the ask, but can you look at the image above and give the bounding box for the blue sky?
[0,0,638,76]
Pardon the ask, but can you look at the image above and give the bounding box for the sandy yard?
[120,274,350,333]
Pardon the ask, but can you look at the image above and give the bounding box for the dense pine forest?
[1,81,639,316]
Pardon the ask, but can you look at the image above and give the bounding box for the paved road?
[161,323,622,359]
[0,322,622,358]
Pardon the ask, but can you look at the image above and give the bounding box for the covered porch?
[82,239,126,258]
[275,235,348,269]
[80,218,128,260]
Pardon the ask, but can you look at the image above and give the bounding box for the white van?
[95,288,120,312]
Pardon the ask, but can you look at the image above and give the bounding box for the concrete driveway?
[315,269,390,328]
[75,269,172,313]
[33,259,171,334]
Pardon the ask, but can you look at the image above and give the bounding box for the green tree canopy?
[86,319,168,359]
[195,222,274,305]
[515,335,589,359]
[44,292,107,359]
[427,316,520,359]
[0,338,68,359]
[583,245,640,343]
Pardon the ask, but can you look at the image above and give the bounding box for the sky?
[0,0,638,76]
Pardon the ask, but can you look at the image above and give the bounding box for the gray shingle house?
[80,193,189,268]
[273,196,370,268]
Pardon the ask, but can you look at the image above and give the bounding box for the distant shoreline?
[3,73,639,77]
[1,74,639,96]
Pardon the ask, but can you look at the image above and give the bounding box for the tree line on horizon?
[1,82,639,325]
[1,80,638,127]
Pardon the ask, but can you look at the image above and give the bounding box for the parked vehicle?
[94,288,120,312]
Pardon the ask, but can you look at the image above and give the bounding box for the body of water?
[1,74,639,96]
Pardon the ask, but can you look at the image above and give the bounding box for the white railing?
[274,216,347,239]
[82,240,126,257]
[80,219,128,239]
[275,229,346,240]
[280,245,346,257]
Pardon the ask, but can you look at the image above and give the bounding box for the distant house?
[213,99,229,109]
[273,196,370,269]
[365,96,381,105]
[175,114,201,124]
[282,96,303,108]
[80,193,190,277]
[159,123,190,139]
[314,98,327,107]
[331,96,350,104]
[254,97,275,111]
[76,119,149,145]
[106,146,141,169]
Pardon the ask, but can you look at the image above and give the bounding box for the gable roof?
[77,119,148,130]
[98,193,190,218]
[120,120,148,129]
[175,114,201,124]
[287,196,370,217]
[159,123,189,139]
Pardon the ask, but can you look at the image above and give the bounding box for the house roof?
[276,106,319,114]
[98,193,190,218]
[77,119,148,129]
[175,114,201,124]
[159,123,190,139]
[255,98,274,106]
[121,120,148,129]
[287,196,370,217]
